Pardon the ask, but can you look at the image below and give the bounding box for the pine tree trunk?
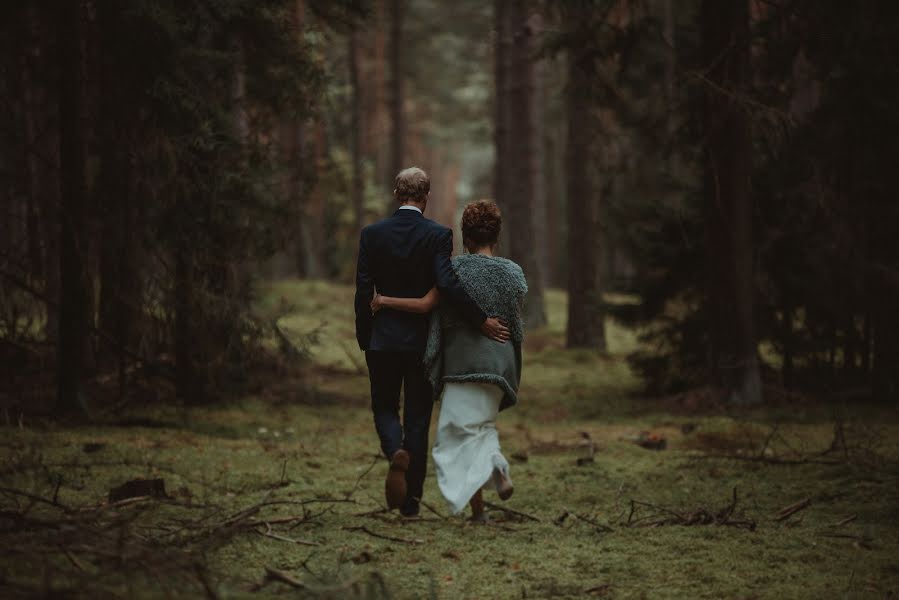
[564,3,605,350]
[349,29,364,234]
[499,0,546,328]
[303,122,327,278]
[97,0,136,391]
[22,4,45,284]
[56,0,90,416]
[367,0,389,184]
[174,242,201,402]
[388,0,405,192]
[701,0,762,405]
[530,12,549,289]
[493,0,509,251]
[281,0,311,278]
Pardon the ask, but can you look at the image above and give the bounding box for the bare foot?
[469,489,486,523]
[494,467,514,501]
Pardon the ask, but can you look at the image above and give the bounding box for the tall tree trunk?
[22,4,45,284]
[388,0,405,194]
[56,0,90,416]
[349,29,364,234]
[493,0,509,251]
[301,122,327,278]
[365,0,389,183]
[499,0,547,328]
[23,4,62,343]
[280,0,311,278]
[174,241,201,402]
[97,0,136,393]
[529,12,549,289]
[564,2,605,350]
[701,0,762,405]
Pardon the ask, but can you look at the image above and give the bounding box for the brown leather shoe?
[385,449,409,509]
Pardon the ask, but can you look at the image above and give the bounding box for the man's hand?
[481,317,510,343]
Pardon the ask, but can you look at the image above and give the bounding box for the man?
[354,167,510,517]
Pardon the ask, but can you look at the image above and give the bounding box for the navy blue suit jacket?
[355,208,487,353]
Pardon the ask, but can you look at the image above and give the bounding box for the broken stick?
[773,498,811,521]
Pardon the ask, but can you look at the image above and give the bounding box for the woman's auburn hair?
[461,200,502,249]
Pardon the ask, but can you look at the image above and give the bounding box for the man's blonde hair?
[394,167,430,203]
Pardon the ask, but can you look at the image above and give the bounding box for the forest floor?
[2,280,899,599]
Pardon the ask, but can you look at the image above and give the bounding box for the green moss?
[2,282,898,598]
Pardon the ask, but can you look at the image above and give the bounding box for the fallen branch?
[624,489,756,530]
[835,514,857,527]
[259,567,309,590]
[343,525,423,545]
[256,567,388,595]
[254,527,319,547]
[574,513,614,534]
[773,498,811,522]
[0,485,71,512]
[346,455,381,500]
[419,499,449,520]
[483,501,540,522]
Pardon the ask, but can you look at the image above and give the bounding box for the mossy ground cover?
[2,280,898,598]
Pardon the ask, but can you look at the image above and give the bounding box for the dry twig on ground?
[623,487,756,530]
[483,501,540,522]
[343,525,423,545]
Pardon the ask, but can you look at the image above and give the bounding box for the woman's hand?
[370,292,384,314]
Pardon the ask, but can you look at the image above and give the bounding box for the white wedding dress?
[431,381,512,514]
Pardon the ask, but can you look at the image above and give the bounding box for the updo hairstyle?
[461,201,502,253]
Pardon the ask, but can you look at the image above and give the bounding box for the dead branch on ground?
[483,501,541,522]
[343,525,423,545]
[622,487,756,530]
[773,497,811,522]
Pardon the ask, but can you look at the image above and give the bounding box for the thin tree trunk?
[22,4,44,283]
[501,0,546,328]
[349,29,364,234]
[701,0,762,405]
[493,0,509,251]
[174,241,200,402]
[388,0,405,193]
[97,0,138,396]
[564,2,605,350]
[530,12,549,289]
[368,0,389,182]
[281,0,310,278]
[56,0,90,417]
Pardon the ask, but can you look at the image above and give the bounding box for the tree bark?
[349,29,364,234]
[701,0,762,405]
[21,4,45,284]
[499,0,547,328]
[388,0,405,193]
[564,2,606,350]
[529,12,549,289]
[280,0,312,278]
[56,0,90,416]
[174,241,201,402]
[97,0,137,393]
[493,0,509,251]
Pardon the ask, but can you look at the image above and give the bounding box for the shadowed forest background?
[1,1,898,598]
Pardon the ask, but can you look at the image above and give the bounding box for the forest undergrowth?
[1,281,898,599]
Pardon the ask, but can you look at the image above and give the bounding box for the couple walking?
[354,167,527,521]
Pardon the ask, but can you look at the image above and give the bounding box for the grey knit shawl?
[422,254,527,410]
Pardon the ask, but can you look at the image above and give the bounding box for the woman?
[371,201,526,521]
